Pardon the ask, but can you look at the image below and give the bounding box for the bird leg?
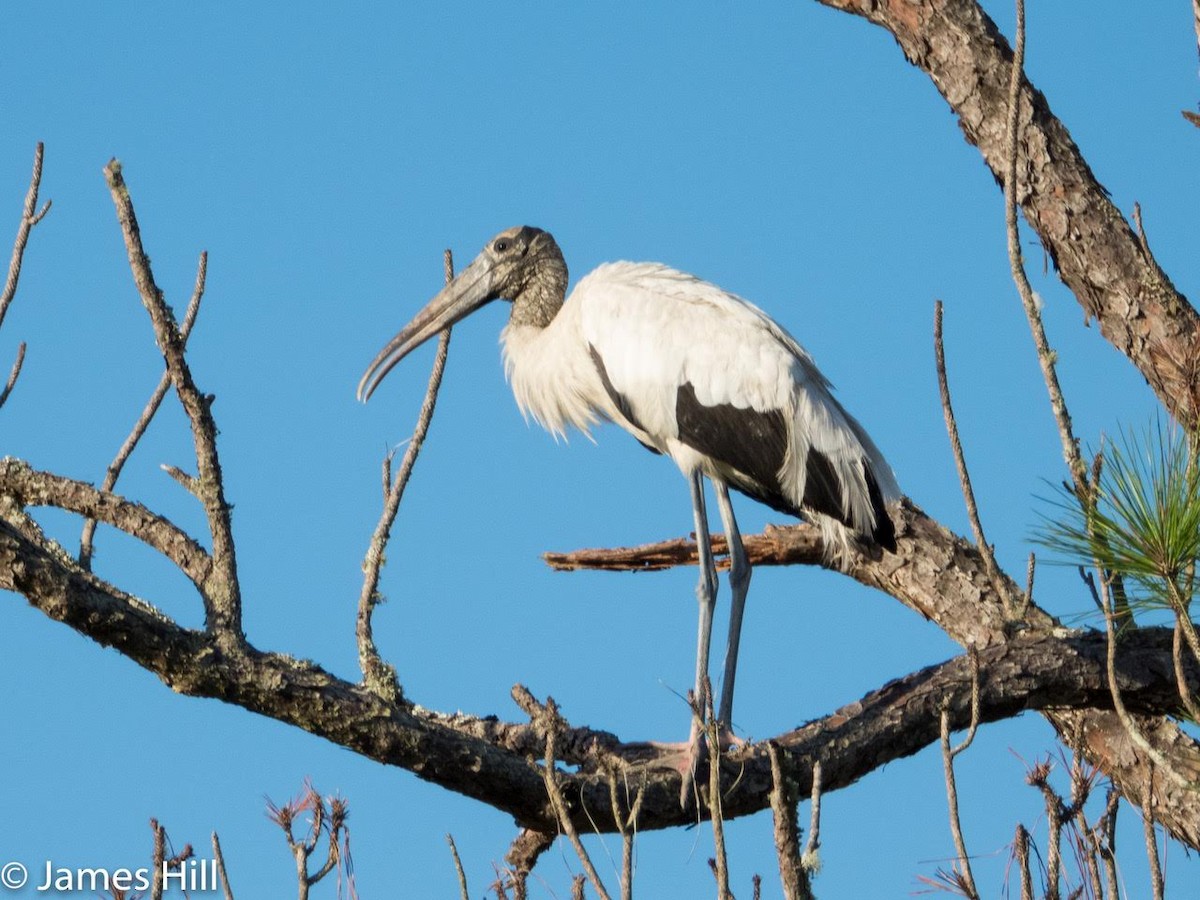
[679,469,720,803]
[714,479,750,731]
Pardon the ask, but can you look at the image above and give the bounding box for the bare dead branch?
[1026,757,1066,899]
[2,142,50,332]
[1132,202,1151,258]
[605,760,646,900]
[446,835,469,900]
[150,819,166,900]
[1013,824,1034,900]
[1173,614,1200,721]
[80,251,207,571]
[534,695,612,900]
[934,301,1009,610]
[0,459,211,588]
[103,160,241,641]
[767,742,813,900]
[357,249,454,699]
[211,832,234,900]
[704,678,732,900]
[1142,778,1164,900]
[0,341,24,410]
[503,829,554,900]
[938,652,982,900]
[803,760,821,875]
[1003,0,1087,493]
[1100,789,1120,899]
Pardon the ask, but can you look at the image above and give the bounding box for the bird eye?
[494,239,510,253]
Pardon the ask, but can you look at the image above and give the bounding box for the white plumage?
[358,226,899,770]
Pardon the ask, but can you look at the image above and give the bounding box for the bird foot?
[647,721,742,808]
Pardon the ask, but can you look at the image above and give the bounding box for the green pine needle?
[1034,421,1200,615]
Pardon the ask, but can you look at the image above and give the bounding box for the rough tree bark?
[1,0,1198,869]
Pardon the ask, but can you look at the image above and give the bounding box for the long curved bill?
[357,253,497,402]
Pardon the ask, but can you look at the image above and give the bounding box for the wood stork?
[358,226,899,756]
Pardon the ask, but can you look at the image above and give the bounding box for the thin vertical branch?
[1014,824,1034,900]
[0,342,25,410]
[1027,759,1064,900]
[2,142,51,331]
[939,675,981,900]
[934,301,1010,608]
[1142,780,1165,900]
[767,742,814,900]
[446,834,470,900]
[803,760,822,876]
[537,697,611,900]
[103,160,241,642]
[357,249,454,697]
[1171,613,1200,721]
[1,142,52,411]
[212,832,235,900]
[150,818,166,900]
[1004,0,1087,492]
[1099,789,1120,899]
[606,762,645,900]
[79,251,206,570]
[704,676,733,900]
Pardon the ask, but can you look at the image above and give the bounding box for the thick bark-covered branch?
[1,498,1195,835]
[546,502,1200,846]
[814,0,1200,429]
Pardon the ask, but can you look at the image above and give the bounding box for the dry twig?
[447,834,470,900]
[938,649,982,900]
[1142,773,1165,900]
[212,831,235,900]
[357,249,454,698]
[934,301,1009,610]
[79,251,207,570]
[704,677,733,900]
[534,695,612,900]
[103,160,241,641]
[1004,0,1086,492]
[1,142,51,411]
[766,742,814,900]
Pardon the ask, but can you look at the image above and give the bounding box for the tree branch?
[102,160,241,642]
[2,502,1196,837]
[813,0,1200,429]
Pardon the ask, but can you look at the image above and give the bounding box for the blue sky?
[2,2,1197,897]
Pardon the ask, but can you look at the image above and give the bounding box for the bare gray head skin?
[357,225,568,402]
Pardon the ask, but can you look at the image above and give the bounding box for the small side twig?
[0,342,25,410]
[79,251,206,570]
[356,249,454,699]
[934,301,1010,610]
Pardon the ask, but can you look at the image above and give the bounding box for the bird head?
[357,225,567,402]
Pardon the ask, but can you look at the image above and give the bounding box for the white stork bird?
[358,226,899,757]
